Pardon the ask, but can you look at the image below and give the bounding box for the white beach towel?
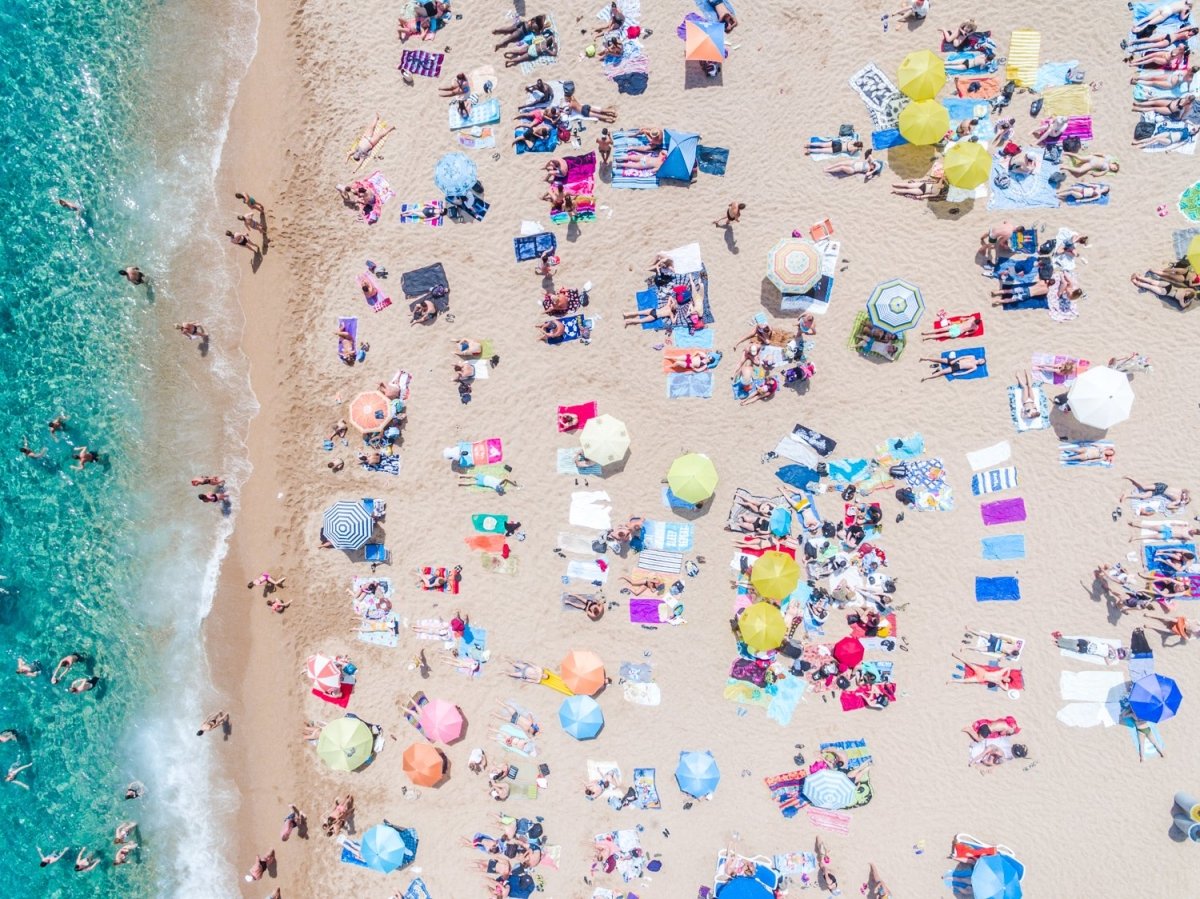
[773,434,820,466]
[558,532,601,554]
[1056,702,1121,728]
[637,549,683,573]
[1059,670,1126,703]
[661,242,703,274]
[566,559,608,583]
[570,491,612,529]
[967,440,1012,472]
[623,682,662,705]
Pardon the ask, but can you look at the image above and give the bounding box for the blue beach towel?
[1034,60,1078,93]
[546,315,589,345]
[697,145,729,175]
[976,576,1021,601]
[946,50,998,75]
[662,486,700,510]
[826,458,870,484]
[513,232,556,262]
[767,674,806,726]
[672,328,715,349]
[982,534,1026,560]
[513,127,559,154]
[405,878,433,899]
[941,347,988,380]
[872,127,907,150]
[987,160,1061,211]
[1145,542,1197,575]
[636,288,668,331]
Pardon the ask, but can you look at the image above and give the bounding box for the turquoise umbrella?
[434,152,478,198]
[361,823,418,873]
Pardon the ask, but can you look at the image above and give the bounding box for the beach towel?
[336,317,357,361]
[449,97,501,131]
[360,453,401,476]
[419,566,460,593]
[610,130,660,189]
[570,490,612,530]
[1144,542,1196,574]
[982,534,1026,560]
[971,466,1018,496]
[558,533,600,556]
[638,550,683,573]
[399,200,445,227]
[623,682,662,705]
[849,63,903,129]
[981,497,1026,525]
[662,486,701,511]
[955,74,1002,98]
[399,49,444,78]
[1060,441,1114,468]
[513,126,559,154]
[1006,29,1041,87]
[766,674,806,727]
[629,598,666,624]
[976,576,1021,602]
[312,681,354,708]
[987,159,1061,211]
[696,145,729,175]
[1059,670,1126,705]
[940,347,988,380]
[1034,59,1077,92]
[360,171,393,223]
[667,372,715,399]
[1008,383,1050,431]
[556,448,602,477]
[514,232,557,262]
[472,513,508,534]
[642,520,694,552]
[632,768,661,809]
[806,808,852,835]
[967,441,1012,472]
[464,534,506,554]
[545,314,589,345]
[401,262,449,298]
[404,879,433,899]
[558,402,597,431]
[1031,353,1089,385]
[1043,84,1091,117]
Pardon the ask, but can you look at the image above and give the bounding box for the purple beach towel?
[629,599,662,623]
[980,497,1026,525]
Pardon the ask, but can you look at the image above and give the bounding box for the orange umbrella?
[561,649,606,696]
[402,742,445,787]
[684,19,726,63]
[348,390,391,433]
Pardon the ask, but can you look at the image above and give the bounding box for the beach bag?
[838,123,855,137]
[1062,136,1082,154]
[1134,120,1156,141]
[1042,143,1062,164]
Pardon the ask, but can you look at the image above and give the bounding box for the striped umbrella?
[866,278,925,334]
[767,238,822,295]
[305,654,342,693]
[801,767,857,810]
[322,499,374,550]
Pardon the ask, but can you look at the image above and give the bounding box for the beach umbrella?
[971,853,1024,899]
[684,19,726,62]
[579,414,630,466]
[898,49,946,100]
[348,390,392,434]
[898,99,950,146]
[739,602,786,654]
[316,717,374,772]
[749,550,801,600]
[402,742,445,786]
[417,699,464,744]
[361,823,418,873]
[1068,366,1134,429]
[561,650,606,696]
[668,453,719,503]
[1128,674,1183,723]
[801,767,857,810]
[866,278,925,334]
[658,130,700,181]
[321,499,374,550]
[305,654,342,694]
[1188,235,1200,271]
[433,151,477,198]
[716,877,774,899]
[767,237,822,295]
[558,694,605,740]
[832,636,865,671]
[944,140,993,189]
[676,750,720,797]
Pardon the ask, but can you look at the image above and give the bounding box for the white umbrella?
[1068,367,1134,429]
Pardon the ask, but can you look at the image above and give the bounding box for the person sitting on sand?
[939,19,978,49]
[884,0,930,25]
[1057,182,1110,204]
[452,362,477,383]
[347,114,395,169]
[1130,272,1196,310]
[438,72,470,98]
[410,297,439,326]
[534,319,567,342]
[816,839,839,893]
[920,353,985,382]
[825,149,883,182]
[533,250,559,278]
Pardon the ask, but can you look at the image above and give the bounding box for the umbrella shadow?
[887,143,937,180]
[1049,407,1107,443]
[929,198,976,220]
[684,63,723,90]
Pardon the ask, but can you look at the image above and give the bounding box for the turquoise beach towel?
[982,534,1026,560]
[941,347,988,380]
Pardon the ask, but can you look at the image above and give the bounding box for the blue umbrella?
[361,823,418,873]
[434,152,478,198]
[1128,674,1183,723]
[971,853,1023,899]
[716,877,773,899]
[558,695,604,740]
[801,767,857,810]
[321,499,374,550]
[676,750,720,797]
[658,130,700,181]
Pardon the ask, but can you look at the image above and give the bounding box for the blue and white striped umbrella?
[801,766,857,810]
[866,278,924,334]
[434,152,478,198]
[322,500,374,550]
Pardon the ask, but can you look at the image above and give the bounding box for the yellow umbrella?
[667,453,718,504]
[739,602,786,654]
[316,717,374,772]
[898,100,950,146]
[750,550,801,600]
[898,50,946,101]
[1187,235,1200,273]
[943,141,993,189]
[580,414,630,466]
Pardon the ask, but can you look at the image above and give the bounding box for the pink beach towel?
[981,497,1027,525]
[1062,116,1093,141]
[629,599,662,623]
[806,808,851,835]
[357,272,392,313]
[557,402,597,431]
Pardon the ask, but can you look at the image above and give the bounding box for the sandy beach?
[207,1,1200,896]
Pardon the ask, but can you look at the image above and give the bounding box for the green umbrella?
[317,717,374,772]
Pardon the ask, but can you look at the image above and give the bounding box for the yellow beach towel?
[1043,84,1091,116]
[1006,29,1042,88]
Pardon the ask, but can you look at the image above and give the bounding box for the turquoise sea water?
[0,1,256,895]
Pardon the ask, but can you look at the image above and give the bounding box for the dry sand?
[209,0,1200,896]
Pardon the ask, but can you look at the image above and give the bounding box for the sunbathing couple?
[397,0,448,41]
[614,128,668,172]
[1131,270,1196,310]
[622,272,699,328]
[990,270,1084,307]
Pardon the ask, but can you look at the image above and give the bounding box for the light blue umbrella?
[971,853,1023,899]
[801,767,856,810]
[676,750,720,797]
[434,152,478,198]
[361,823,418,873]
[866,278,925,334]
[321,500,374,550]
[559,695,604,740]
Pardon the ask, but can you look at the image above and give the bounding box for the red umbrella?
[832,636,865,671]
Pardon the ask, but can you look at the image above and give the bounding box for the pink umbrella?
[305,654,342,693]
[832,636,865,672]
[418,698,464,743]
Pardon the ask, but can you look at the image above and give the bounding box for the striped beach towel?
[806,808,851,835]
[637,550,683,573]
[610,130,660,189]
[399,49,444,78]
[1006,29,1041,88]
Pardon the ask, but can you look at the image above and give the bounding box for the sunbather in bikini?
[493,15,549,50]
[1131,122,1200,149]
[1132,94,1195,119]
[616,150,668,171]
[619,575,665,595]
[1063,443,1117,464]
[1014,370,1041,420]
[1133,0,1192,31]
[891,176,944,198]
[669,350,720,372]
[437,73,471,98]
[920,353,984,381]
[1062,153,1120,177]
[1120,708,1167,762]
[962,716,1020,742]
[824,149,883,182]
[1129,64,1198,88]
[562,592,606,620]
[949,654,1021,688]
[1130,272,1196,309]
[1126,24,1200,53]
[943,50,997,72]
[503,659,545,683]
[489,727,535,754]
[1125,43,1189,69]
[347,114,395,170]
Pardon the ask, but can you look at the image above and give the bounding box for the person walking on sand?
[713,201,745,227]
[235,191,264,212]
[197,710,229,736]
[236,213,265,234]
[38,846,68,868]
[245,849,275,881]
[281,804,305,841]
[225,230,260,256]
[174,322,208,341]
[118,266,146,285]
[597,128,613,168]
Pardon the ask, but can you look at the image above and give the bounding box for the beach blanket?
[601,35,649,82]
[558,402,597,432]
[955,74,1002,98]
[545,314,589,344]
[976,576,1021,602]
[982,534,1026,560]
[449,98,501,131]
[987,159,1061,211]
[514,232,557,262]
[981,498,1026,525]
[337,317,357,360]
[610,130,660,189]
[848,63,903,129]
[565,558,606,584]
[1008,384,1050,431]
[971,466,1018,496]
[360,452,401,476]
[631,768,661,809]
[623,682,662,705]
[399,49,444,78]
[359,171,393,224]
[401,262,449,298]
[457,128,496,151]
[1043,84,1091,116]
[1006,29,1041,87]
[807,808,852,835]
[1145,542,1197,574]
[513,126,559,154]
[767,674,806,727]
[473,513,508,534]
[940,347,988,381]
[570,490,612,530]
[967,440,1011,472]
[947,50,998,76]
[1034,59,1077,92]
[399,200,444,227]
[1060,441,1114,468]
[667,372,714,398]
[642,520,694,552]
[313,679,353,706]
[696,145,729,175]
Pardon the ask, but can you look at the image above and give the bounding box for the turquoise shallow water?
[0,1,256,895]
